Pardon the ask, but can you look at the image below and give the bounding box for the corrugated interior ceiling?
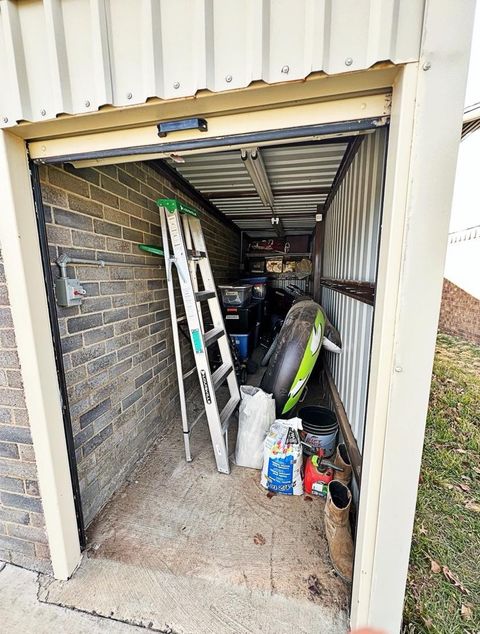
[167,141,348,234]
[0,0,424,127]
[322,129,387,448]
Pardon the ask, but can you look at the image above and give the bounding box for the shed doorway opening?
[36,124,387,631]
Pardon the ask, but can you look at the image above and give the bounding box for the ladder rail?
[182,214,204,333]
[160,207,192,462]
[188,216,240,458]
[188,216,241,405]
[163,206,232,474]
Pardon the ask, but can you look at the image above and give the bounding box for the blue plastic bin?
[230,332,252,361]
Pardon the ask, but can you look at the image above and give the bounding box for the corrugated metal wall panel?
[0,0,424,127]
[323,129,387,449]
[324,131,386,282]
[270,276,310,294]
[323,289,373,449]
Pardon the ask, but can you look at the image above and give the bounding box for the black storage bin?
[266,286,297,316]
[223,302,257,334]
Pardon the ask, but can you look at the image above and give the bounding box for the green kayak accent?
[157,198,198,217]
[138,244,164,257]
[281,307,326,415]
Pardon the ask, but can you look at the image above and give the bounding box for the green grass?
[403,334,480,633]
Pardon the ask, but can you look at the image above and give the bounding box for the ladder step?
[204,326,225,347]
[212,362,233,389]
[187,249,206,260]
[187,408,205,432]
[182,367,196,380]
[195,291,215,302]
[177,315,187,323]
[220,396,240,433]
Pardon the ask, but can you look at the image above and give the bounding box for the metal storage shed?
[0,1,475,632]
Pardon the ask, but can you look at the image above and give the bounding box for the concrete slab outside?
[0,563,141,633]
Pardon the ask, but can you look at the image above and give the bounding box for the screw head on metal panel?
[173,81,180,89]
[225,74,233,83]
[85,100,91,107]
[395,366,403,373]
[127,92,133,100]
[345,57,353,67]
[281,65,290,74]
[40,109,46,116]
[422,61,432,71]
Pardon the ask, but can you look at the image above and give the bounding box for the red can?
[304,455,336,497]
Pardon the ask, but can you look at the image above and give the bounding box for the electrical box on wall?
[55,277,86,307]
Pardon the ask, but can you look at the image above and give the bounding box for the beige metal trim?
[68,130,361,169]
[18,67,398,142]
[351,0,476,629]
[350,62,418,630]
[29,92,391,162]
[0,130,81,579]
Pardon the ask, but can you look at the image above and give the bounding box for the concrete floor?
[0,563,141,633]
[88,416,348,604]
[38,399,349,634]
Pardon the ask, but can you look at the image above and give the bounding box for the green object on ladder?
[157,198,198,217]
[138,244,164,257]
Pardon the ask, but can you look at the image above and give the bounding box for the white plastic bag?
[261,417,304,495]
[235,386,275,469]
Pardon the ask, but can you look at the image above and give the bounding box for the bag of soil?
[261,417,304,495]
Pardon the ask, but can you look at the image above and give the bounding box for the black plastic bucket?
[299,406,338,457]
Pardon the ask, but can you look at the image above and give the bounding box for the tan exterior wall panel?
[0,0,423,127]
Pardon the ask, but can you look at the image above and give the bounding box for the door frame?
[1,72,393,582]
[0,131,82,580]
[30,161,86,549]
[30,113,390,551]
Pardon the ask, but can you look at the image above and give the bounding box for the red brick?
[438,279,480,345]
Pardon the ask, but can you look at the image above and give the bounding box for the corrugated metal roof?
[448,225,480,244]
[168,141,347,233]
[462,105,480,140]
[0,0,424,127]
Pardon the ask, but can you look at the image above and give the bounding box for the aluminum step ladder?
[158,198,240,474]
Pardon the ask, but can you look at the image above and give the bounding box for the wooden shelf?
[265,273,311,279]
[246,252,311,258]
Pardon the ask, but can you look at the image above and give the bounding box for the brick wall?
[438,278,480,345]
[0,249,51,574]
[40,161,240,527]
